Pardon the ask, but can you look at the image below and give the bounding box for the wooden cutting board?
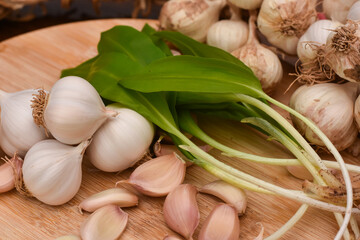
[0,19,358,240]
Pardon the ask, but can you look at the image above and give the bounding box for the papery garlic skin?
[159,0,226,42]
[198,203,240,240]
[207,20,249,52]
[22,139,90,205]
[355,95,360,131]
[347,1,360,21]
[163,184,200,239]
[80,205,128,240]
[297,20,342,63]
[43,76,115,145]
[0,89,48,157]
[257,0,317,54]
[324,0,358,23]
[232,12,283,94]
[87,104,154,172]
[290,83,359,151]
[228,0,262,10]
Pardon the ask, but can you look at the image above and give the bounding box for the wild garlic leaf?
[60,56,98,79]
[141,24,173,57]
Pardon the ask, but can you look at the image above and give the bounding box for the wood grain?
[0,19,359,240]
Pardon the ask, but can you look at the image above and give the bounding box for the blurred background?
[0,0,161,41]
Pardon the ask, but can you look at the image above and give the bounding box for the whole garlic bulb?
[228,0,262,10]
[159,0,226,42]
[347,1,360,21]
[87,104,154,172]
[323,20,360,82]
[290,82,360,151]
[324,0,358,23]
[33,76,116,145]
[0,89,48,157]
[355,95,360,131]
[297,20,342,63]
[23,139,90,205]
[257,0,317,55]
[232,12,283,94]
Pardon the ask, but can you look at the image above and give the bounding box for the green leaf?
[141,24,173,57]
[61,55,98,79]
[119,55,265,98]
[154,31,251,71]
[98,25,166,66]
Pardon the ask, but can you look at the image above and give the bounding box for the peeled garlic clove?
[297,20,342,63]
[22,139,90,205]
[198,203,240,240]
[232,12,283,94]
[163,184,199,239]
[79,188,138,213]
[286,166,314,181]
[159,0,226,42]
[32,76,116,145]
[80,205,128,240]
[0,154,23,193]
[290,82,359,151]
[324,0,357,23]
[126,153,186,197]
[200,180,247,215]
[257,0,317,54]
[87,104,154,172]
[0,89,48,157]
[324,21,360,82]
[55,235,81,240]
[228,0,262,10]
[207,19,249,53]
[347,1,360,21]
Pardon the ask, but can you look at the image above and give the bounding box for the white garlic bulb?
[87,104,154,172]
[324,0,358,23]
[297,20,342,63]
[355,95,360,131]
[33,76,116,145]
[159,0,226,42]
[207,20,249,53]
[347,1,360,21]
[324,21,360,82]
[257,0,317,55]
[228,0,262,10]
[290,82,360,151]
[0,89,48,157]
[232,12,283,94]
[23,139,90,205]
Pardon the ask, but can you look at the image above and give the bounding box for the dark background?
[0,0,161,41]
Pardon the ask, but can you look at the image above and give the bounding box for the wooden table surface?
[0,18,358,240]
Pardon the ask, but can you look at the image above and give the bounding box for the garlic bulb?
[297,20,342,63]
[355,95,360,131]
[228,0,262,10]
[324,0,358,23]
[22,139,90,205]
[159,0,226,42]
[257,0,317,54]
[87,104,154,172]
[32,76,116,145]
[232,12,283,94]
[347,1,360,21]
[323,21,360,82]
[290,82,359,151]
[0,89,48,157]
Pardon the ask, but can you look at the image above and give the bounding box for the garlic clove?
[163,235,183,240]
[54,235,81,240]
[124,153,186,197]
[200,180,247,215]
[78,188,138,213]
[286,166,314,181]
[159,0,226,42]
[22,139,90,205]
[198,203,240,240]
[33,76,117,145]
[347,1,360,21]
[0,89,48,157]
[227,0,262,10]
[87,104,154,172]
[80,205,128,240]
[163,184,199,239]
[0,153,23,193]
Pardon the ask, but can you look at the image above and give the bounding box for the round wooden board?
[0,19,358,240]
